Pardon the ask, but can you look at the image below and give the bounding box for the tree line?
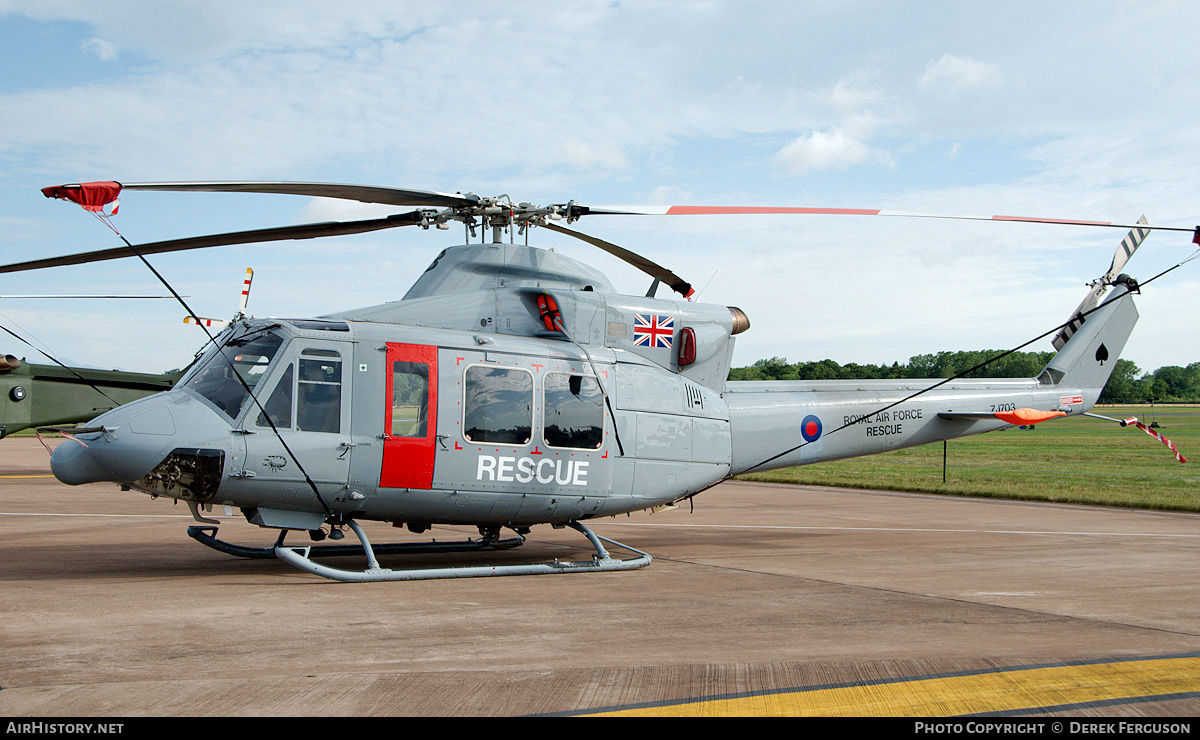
[728,351,1200,403]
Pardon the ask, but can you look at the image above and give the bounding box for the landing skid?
[186,525,526,561]
[273,520,653,582]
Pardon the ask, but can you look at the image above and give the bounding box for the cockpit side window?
[256,364,293,429]
[183,331,284,420]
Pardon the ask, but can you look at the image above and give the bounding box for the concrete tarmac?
[2,437,1199,717]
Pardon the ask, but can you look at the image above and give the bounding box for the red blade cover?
[41,182,123,211]
[994,408,1067,425]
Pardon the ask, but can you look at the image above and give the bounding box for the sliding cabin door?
[380,343,438,489]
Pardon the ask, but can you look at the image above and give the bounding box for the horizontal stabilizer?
[939,408,1067,425]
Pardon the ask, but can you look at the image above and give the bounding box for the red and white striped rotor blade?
[578,204,1195,234]
[184,316,224,328]
[238,268,254,315]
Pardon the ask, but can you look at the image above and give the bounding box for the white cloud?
[645,185,693,205]
[80,37,117,61]
[774,125,893,174]
[918,53,1002,96]
[820,73,889,113]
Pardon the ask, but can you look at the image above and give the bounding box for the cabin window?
[463,365,532,445]
[296,353,342,433]
[391,361,430,438]
[543,373,604,449]
[184,331,283,420]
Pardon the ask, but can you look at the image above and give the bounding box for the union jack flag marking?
[633,314,674,349]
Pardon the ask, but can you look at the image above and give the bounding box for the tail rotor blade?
[1052,284,1104,351]
[1105,215,1150,282]
[1052,216,1152,351]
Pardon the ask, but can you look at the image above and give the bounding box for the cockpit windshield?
[183,330,285,420]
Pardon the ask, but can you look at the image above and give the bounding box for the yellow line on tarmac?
[0,474,54,478]
[592,656,1200,716]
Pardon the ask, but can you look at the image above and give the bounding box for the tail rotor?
[1052,216,1149,351]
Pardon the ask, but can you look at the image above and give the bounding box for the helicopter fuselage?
[48,241,1138,538]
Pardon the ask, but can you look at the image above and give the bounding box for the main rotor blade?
[0,294,181,299]
[121,181,478,209]
[0,211,423,274]
[574,204,1197,234]
[539,221,693,298]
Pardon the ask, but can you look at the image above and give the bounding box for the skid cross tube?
[273,520,652,582]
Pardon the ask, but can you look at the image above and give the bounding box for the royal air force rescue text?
[845,407,923,437]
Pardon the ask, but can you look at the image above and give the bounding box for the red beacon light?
[677,327,697,367]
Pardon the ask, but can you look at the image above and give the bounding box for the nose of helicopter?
[50,436,113,485]
[49,392,190,487]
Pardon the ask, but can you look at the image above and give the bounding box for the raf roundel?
[801,414,822,442]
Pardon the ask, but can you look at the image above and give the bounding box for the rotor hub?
[416,196,578,236]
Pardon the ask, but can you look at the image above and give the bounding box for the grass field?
[737,405,1200,512]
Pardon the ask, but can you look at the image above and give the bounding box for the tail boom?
[725,287,1138,476]
[725,377,1084,475]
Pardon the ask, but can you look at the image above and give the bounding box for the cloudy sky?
[0,1,1197,377]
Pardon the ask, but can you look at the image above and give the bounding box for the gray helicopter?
[5,181,1189,581]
